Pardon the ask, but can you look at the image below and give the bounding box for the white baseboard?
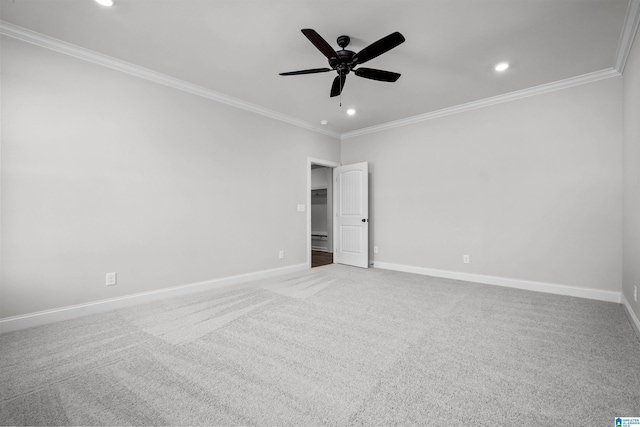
[622,294,640,340]
[0,263,308,334]
[372,261,622,303]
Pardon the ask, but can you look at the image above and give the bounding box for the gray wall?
[0,37,340,318]
[1,30,635,321]
[623,30,640,322]
[342,77,623,293]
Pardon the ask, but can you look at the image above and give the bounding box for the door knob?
[362,218,367,222]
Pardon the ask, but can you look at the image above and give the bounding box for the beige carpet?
[1,264,639,425]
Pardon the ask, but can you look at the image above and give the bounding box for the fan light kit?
[280,29,405,99]
[495,62,509,72]
[346,109,356,116]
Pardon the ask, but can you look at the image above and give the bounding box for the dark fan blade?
[354,67,401,82]
[330,74,347,97]
[301,29,338,60]
[279,68,332,76]
[353,31,405,65]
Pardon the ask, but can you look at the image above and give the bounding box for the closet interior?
[311,166,333,267]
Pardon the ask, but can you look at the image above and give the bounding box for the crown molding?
[615,0,640,73]
[341,68,621,140]
[2,0,638,143]
[0,21,342,140]
[342,0,640,141]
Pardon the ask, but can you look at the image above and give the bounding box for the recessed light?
[95,0,115,6]
[495,62,509,72]
[320,120,328,125]
[346,109,356,116]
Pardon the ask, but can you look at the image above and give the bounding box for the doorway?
[308,158,339,268]
[307,158,369,269]
[311,165,333,267]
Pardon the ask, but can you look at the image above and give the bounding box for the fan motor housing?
[332,49,356,74]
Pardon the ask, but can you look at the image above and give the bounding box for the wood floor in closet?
[311,251,333,268]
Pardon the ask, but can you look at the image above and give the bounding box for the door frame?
[307,157,340,268]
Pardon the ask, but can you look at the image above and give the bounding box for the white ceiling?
[0,0,636,137]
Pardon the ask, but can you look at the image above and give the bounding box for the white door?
[334,162,369,268]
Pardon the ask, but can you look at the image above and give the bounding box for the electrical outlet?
[463,254,470,264]
[374,246,378,254]
[279,250,284,259]
[106,272,117,286]
[634,285,638,303]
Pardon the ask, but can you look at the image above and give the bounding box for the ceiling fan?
[280,29,406,97]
